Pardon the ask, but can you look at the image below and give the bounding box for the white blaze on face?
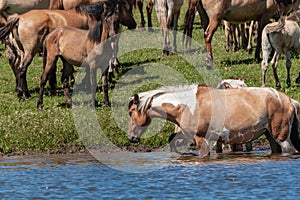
[151,84,199,114]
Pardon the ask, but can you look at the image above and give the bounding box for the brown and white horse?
[128,84,300,158]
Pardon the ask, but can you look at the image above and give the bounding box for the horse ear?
[133,94,139,104]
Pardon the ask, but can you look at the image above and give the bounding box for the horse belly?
[4,0,50,15]
[223,1,270,23]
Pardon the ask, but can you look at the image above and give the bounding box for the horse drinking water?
[128,84,300,157]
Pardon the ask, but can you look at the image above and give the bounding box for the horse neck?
[147,85,199,125]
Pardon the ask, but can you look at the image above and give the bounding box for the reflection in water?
[1,151,300,199]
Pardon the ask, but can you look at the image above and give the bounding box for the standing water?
[1,151,300,199]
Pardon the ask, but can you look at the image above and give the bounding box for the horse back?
[196,87,294,132]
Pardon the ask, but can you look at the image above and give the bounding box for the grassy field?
[0,2,300,155]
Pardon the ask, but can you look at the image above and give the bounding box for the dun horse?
[38,0,136,110]
[261,10,300,88]
[0,1,115,101]
[128,85,300,157]
[0,0,53,26]
[183,0,299,68]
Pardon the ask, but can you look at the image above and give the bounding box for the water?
[1,151,300,199]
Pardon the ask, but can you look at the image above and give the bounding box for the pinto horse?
[37,0,136,110]
[0,1,116,101]
[184,0,299,68]
[128,84,300,158]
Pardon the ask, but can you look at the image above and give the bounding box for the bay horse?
[37,0,136,110]
[50,0,154,30]
[128,84,300,158]
[184,0,299,68]
[261,10,300,88]
[0,1,115,101]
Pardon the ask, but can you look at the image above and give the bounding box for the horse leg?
[270,51,281,88]
[285,51,291,87]
[137,0,146,30]
[171,12,181,53]
[37,56,58,110]
[102,68,110,106]
[18,54,34,99]
[146,0,154,32]
[247,21,255,54]
[264,131,282,154]
[61,60,73,108]
[183,0,197,50]
[203,18,219,69]
[256,18,269,62]
[194,135,210,158]
[48,63,57,96]
[261,42,272,87]
[224,21,233,52]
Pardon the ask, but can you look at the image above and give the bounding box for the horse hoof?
[162,49,169,56]
[38,105,43,111]
[148,27,154,32]
[19,97,24,103]
[25,93,32,99]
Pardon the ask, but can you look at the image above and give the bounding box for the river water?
[1,150,300,199]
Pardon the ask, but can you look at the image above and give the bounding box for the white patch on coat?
[151,84,199,114]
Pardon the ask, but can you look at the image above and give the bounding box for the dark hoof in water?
[181,152,199,156]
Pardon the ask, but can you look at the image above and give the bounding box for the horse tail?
[0,16,19,41]
[49,0,64,9]
[264,18,285,34]
[290,99,300,152]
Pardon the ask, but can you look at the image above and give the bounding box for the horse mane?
[75,0,117,21]
[134,84,200,111]
[87,2,116,42]
[287,9,300,26]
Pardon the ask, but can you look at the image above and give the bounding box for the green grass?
[0,1,299,154]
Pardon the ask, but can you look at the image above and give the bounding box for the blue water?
[1,153,300,199]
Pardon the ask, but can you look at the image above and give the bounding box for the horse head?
[127,94,152,143]
[117,0,136,29]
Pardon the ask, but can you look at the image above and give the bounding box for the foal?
[261,10,300,88]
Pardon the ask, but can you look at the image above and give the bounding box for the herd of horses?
[1,0,300,158]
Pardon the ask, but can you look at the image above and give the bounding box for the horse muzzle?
[128,136,140,143]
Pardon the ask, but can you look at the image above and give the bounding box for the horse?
[183,0,299,68]
[0,0,53,26]
[0,1,122,101]
[127,84,300,158]
[37,0,136,110]
[154,0,184,55]
[169,79,252,154]
[261,10,300,88]
[49,0,154,31]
